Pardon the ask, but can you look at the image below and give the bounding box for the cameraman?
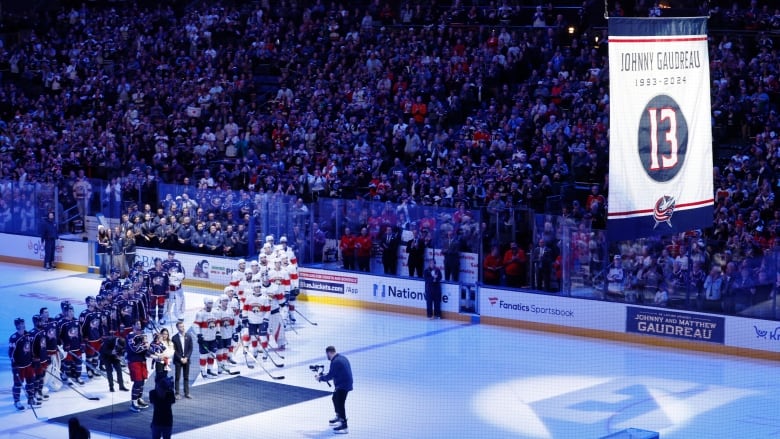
[315,346,353,434]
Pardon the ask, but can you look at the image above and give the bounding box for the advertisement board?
[299,267,460,314]
[479,286,625,332]
[0,233,90,267]
[135,248,242,287]
[626,306,725,344]
[726,316,780,353]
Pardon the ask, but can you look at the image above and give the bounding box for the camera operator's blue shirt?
[322,354,353,391]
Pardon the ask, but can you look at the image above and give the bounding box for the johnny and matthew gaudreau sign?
[626,307,725,344]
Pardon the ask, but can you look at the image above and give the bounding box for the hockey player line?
[45,370,100,401]
[244,350,284,380]
[295,309,318,326]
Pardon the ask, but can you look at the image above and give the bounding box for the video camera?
[310,364,331,387]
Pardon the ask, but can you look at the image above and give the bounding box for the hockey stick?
[242,349,255,369]
[294,309,318,326]
[260,347,284,367]
[46,370,100,401]
[30,402,48,421]
[252,353,285,380]
[286,320,299,335]
[69,349,106,379]
[266,343,285,360]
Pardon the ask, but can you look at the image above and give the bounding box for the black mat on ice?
[49,376,331,438]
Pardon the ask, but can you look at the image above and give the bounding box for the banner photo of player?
[607,17,714,242]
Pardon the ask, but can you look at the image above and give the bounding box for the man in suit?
[532,239,554,291]
[172,321,193,399]
[380,225,400,275]
[424,259,444,319]
[406,228,427,278]
[442,229,462,282]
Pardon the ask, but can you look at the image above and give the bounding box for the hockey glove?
[232,333,239,342]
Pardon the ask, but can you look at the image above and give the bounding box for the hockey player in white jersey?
[283,253,300,324]
[230,269,246,306]
[264,263,288,351]
[193,297,220,378]
[242,279,271,364]
[261,241,275,261]
[215,294,239,374]
[257,253,270,278]
[277,236,298,265]
[222,286,243,364]
[268,257,291,326]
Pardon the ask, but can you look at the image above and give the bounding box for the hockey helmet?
[133,260,144,269]
[279,236,288,243]
[237,258,246,266]
[224,285,235,295]
[219,294,229,303]
[60,300,71,311]
[265,234,274,242]
[203,296,214,305]
[251,281,263,292]
[110,266,120,275]
[14,317,24,327]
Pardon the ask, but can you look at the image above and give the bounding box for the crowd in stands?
[0,0,777,313]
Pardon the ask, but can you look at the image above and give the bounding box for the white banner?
[608,17,713,241]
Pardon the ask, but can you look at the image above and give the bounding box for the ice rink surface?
[0,262,778,439]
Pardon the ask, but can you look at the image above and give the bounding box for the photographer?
[315,346,353,434]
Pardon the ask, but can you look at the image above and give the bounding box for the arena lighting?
[472,374,758,437]
[567,26,575,35]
